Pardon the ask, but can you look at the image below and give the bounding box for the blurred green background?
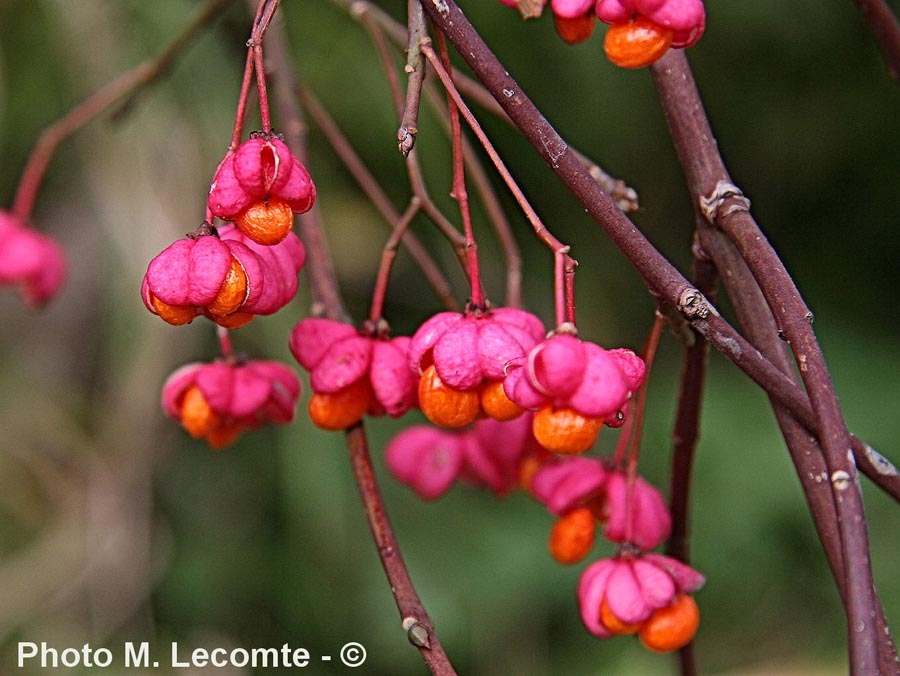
[1,1,898,674]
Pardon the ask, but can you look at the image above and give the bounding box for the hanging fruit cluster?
[499,0,706,68]
[139,4,315,448]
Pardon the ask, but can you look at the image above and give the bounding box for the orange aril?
[212,310,254,329]
[553,12,595,45]
[180,386,220,438]
[518,451,548,494]
[308,377,372,431]
[151,295,198,325]
[205,420,243,449]
[418,365,481,429]
[236,197,294,245]
[600,598,643,635]
[548,506,596,564]
[479,379,525,421]
[638,594,700,653]
[604,16,674,69]
[532,405,602,454]
[207,256,249,316]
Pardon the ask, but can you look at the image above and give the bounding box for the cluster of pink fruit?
[144,132,315,447]
[289,304,702,651]
[498,0,706,68]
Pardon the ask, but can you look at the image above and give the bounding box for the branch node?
[863,444,900,477]
[402,617,432,649]
[677,287,717,320]
[398,126,418,156]
[699,180,751,225]
[831,469,853,491]
[550,321,578,337]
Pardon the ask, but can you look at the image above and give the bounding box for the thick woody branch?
[650,50,884,675]
[696,225,900,675]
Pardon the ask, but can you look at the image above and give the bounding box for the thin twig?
[333,0,640,212]
[11,0,232,221]
[420,39,574,320]
[695,221,900,675]
[360,9,468,263]
[398,0,429,156]
[435,32,485,308]
[421,82,522,308]
[346,426,458,675]
[263,8,459,675]
[296,83,458,312]
[263,5,347,321]
[369,200,422,323]
[666,249,717,676]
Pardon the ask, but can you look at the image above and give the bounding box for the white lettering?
[18,643,38,667]
[209,648,227,668]
[94,648,113,667]
[230,648,249,668]
[168,642,316,668]
[171,642,190,668]
[61,648,80,668]
[293,647,310,667]
[125,642,150,668]
[253,647,278,667]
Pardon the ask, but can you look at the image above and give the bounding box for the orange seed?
[418,365,481,429]
[638,594,700,653]
[205,420,243,449]
[480,379,525,421]
[236,198,294,245]
[600,598,644,635]
[151,295,198,325]
[532,405,602,454]
[180,386,220,438]
[548,506,597,565]
[308,378,372,431]
[604,16,674,69]
[207,256,249,317]
[212,310,255,329]
[553,12,595,45]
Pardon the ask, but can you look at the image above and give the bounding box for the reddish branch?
[650,51,884,674]
[666,251,717,676]
[419,39,574,322]
[852,0,900,81]
[397,0,429,156]
[436,33,486,309]
[695,224,900,675]
[346,427,458,675]
[333,0,639,212]
[419,82,523,307]
[295,84,458,312]
[264,8,458,675]
[11,0,232,222]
